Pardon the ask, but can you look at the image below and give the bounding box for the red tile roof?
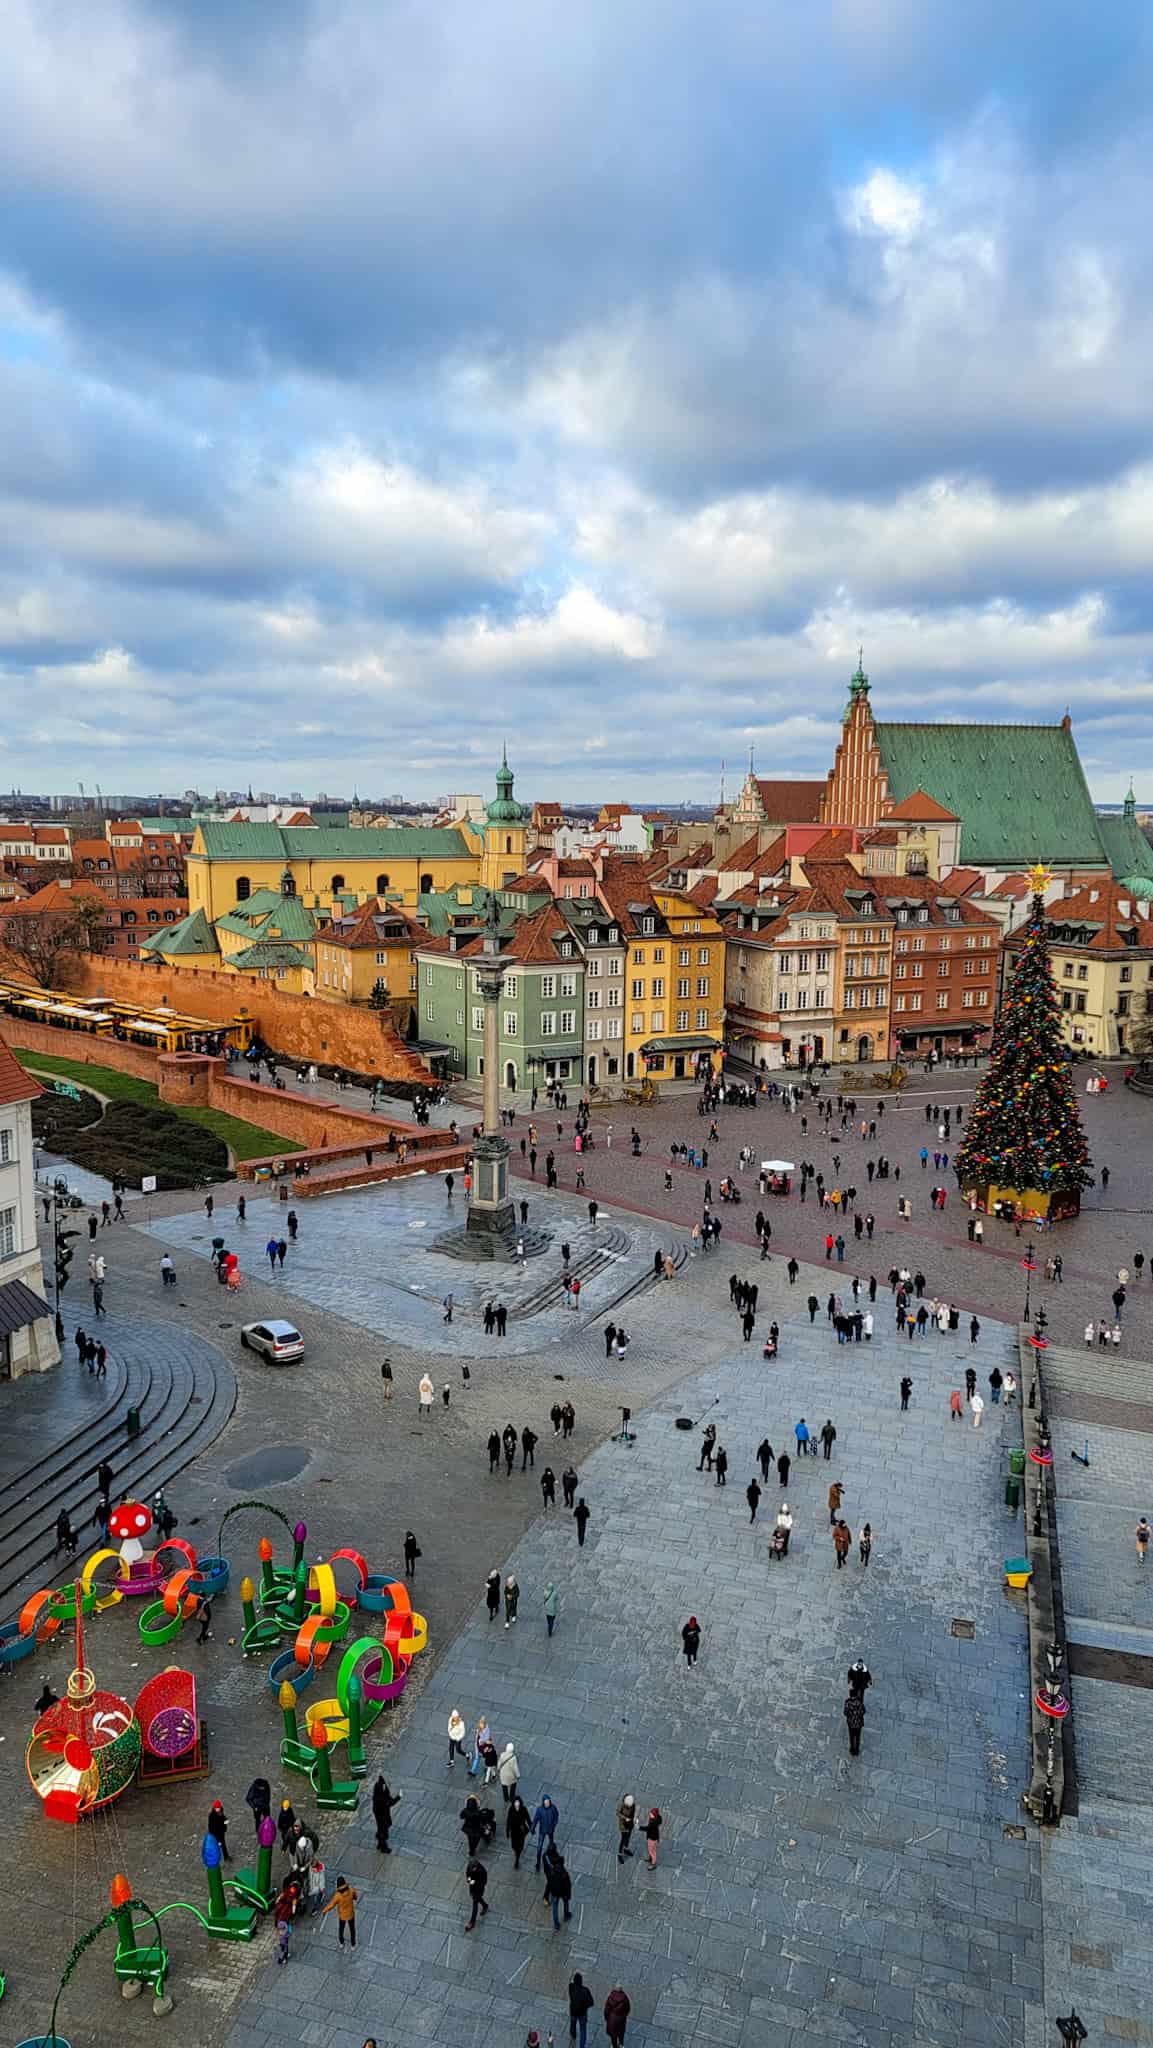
[0,1040,42,1107]
[1020,880,1153,952]
[324,902,426,949]
[748,835,789,879]
[887,789,960,823]
[754,779,825,822]
[937,868,985,897]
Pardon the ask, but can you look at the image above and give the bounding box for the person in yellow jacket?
[322,1875,359,1948]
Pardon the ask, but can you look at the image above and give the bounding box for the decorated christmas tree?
[954,868,1093,1217]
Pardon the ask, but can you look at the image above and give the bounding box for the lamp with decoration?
[954,862,1092,1226]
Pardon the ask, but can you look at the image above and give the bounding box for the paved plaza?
[224,1308,1041,2048]
[2,1071,1153,2047]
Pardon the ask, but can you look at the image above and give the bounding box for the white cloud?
[445,586,659,671]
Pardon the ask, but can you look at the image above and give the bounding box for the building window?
[815,987,827,1008]
[796,989,809,1010]
[697,946,710,964]
[587,956,601,976]
[541,1012,556,1036]
[541,975,555,999]
[504,1012,518,1036]
[642,916,655,934]
[506,975,518,996]
[678,948,691,966]
[456,1010,465,1026]
[560,1010,576,1034]
[1074,994,1086,1013]
[910,962,923,979]
[1063,963,1074,977]
[1118,994,1131,1017]
[1077,965,1088,980]
[631,978,644,1000]
[606,987,621,1008]
[606,1017,622,1039]
[376,951,387,965]
[0,1130,11,1165]
[425,966,434,986]
[1120,965,1133,983]
[937,960,949,977]
[909,995,922,1011]
[424,1001,434,1021]
[677,977,690,999]
[816,951,830,973]
[697,976,710,997]
[631,1013,644,1034]
[894,995,906,1013]
[651,978,665,999]
[895,938,908,954]
[936,992,948,1010]
[587,988,601,1009]
[676,1010,689,1031]
[797,952,810,973]
[696,1008,709,1028]
[561,974,576,998]
[235,876,251,901]
[472,1007,484,1030]
[844,988,856,1010]
[331,874,345,893]
[455,971,464,990]
[587,1019,602,1040]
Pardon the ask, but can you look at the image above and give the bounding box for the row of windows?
[585,956,623,976]
[894,991,990,1012]
[843,954,890,977]
[842,988,888,1009]
[894,934,989,953]
[585,1019,623,1040]
[585,988,623,1009]
[631,945,712,966]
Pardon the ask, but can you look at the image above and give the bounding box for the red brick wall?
[207,1070,399,1150]
[0,1016,161,1084]
[1,949,431,1081]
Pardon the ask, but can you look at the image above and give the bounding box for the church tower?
[479,749,530,890]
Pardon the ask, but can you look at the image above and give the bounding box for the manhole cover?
[226,1444,312,1489]
[951,1618,976,1639]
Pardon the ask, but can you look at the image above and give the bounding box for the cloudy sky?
[3,0,1152,802]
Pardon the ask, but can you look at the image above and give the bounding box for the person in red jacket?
[604,1986,631,2044]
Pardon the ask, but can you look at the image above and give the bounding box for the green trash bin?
[1005,1475,1021,1511]
[126,1405,142,1438]
[1009,1447,1026,1476]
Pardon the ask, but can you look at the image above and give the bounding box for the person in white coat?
[497,1742,520,1804]
[418,1373,435,1415]
[970,1392,984,1429]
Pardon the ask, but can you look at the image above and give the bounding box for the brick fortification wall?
[0,949,430,1081]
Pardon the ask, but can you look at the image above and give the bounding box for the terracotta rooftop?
[0,1041,42,1108]
[886,789,960,823]
[754,779,825,822]
[1011,880,1153,952]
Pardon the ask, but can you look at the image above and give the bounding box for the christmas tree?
[954,873,1093,1209]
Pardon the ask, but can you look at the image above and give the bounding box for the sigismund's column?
[467,904,516,1247]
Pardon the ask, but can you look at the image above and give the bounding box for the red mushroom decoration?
[108,1499,154,1568]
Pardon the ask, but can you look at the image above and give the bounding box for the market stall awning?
[0,1277,51,1335]
[639,1035,722,1054]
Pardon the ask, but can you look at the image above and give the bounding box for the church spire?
[1124,783,1136,820]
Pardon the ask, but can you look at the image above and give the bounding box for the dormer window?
[860,897,874,917]
[917,905,929,923]
[609,927,619,943]
[642,916,655,934]
[896,906,909,924]
[588,927,599,944]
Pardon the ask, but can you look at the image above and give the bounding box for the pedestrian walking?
[562,1465,578,1509]
[447,1709,467,1766]
[899,1376,912,1411]
[774,1501,793,1555]
[644,1806,662,1867]
[970,1392,984,1429]
[207,1799,231,1861]
[464,1859,489,1931]
[989,1367,1003,1404]
[568,1972,595,2048]
[832,1519,852,1568]
[574,1498,591,1547]
[544,1582,559,1635]
[507,1794,532,1867]
[372,1777,402,1851]
[403,1530,421,1577]
[521,1427,538,1471]
[486,1570,501,1622]
[746,1477,761,1523]
[497,1741,520,1802]
[828,1480,844,1525]
[843,1691,866,1756]
[604,1987,631,2046]
[541,1467,557,1509]
[698,1423,716,1471]
[949,1388,963,1421]
[195,1595,213,1643]
[681,1616,701,1668]
[777,1450,790,1488]
[545,1849,573,1927]
[418,1373,435,1416]
[859,1522,872,1567]
[795,1417,810,1457]
[819,1419,837,1461]
[532,1795,559,1871]
[756,1438,772,1481]
[1137,1517,1151,1566]
[714,1446,728,1487]
[504,1574,520,1627]
[382,1359,394,1400]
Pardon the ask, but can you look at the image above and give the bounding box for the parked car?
[240,1319,304,1365]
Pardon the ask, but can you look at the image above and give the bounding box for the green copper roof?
[229,940,311,970]
[1097,811,1153,887]
[138,908,219,957]
[485,750,529,826]
[194,823,468,859]
[874,722,1107,868]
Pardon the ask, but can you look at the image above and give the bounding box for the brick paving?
[4,1085,1153,2046]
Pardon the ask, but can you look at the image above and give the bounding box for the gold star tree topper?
[1026,862,1055,895]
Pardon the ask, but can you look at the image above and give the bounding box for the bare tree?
[0,895,109,988]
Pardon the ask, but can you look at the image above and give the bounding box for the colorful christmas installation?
[26,1585,141,1823]
[954,867,1092,1222]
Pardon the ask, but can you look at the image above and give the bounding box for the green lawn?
[13,1048,301,1162]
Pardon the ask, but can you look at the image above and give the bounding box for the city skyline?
[3,2,1153,796]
